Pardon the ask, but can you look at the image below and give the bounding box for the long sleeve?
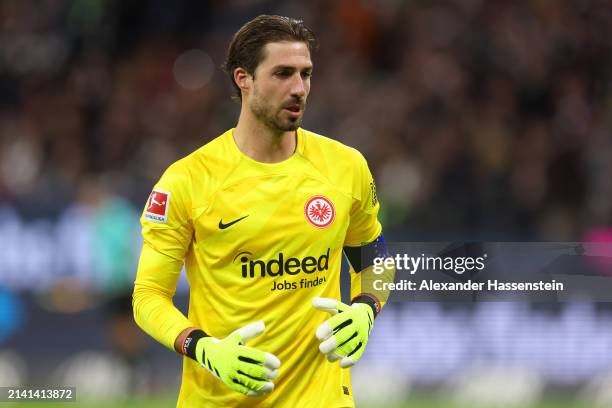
[133,242,193,350]
[132,162,195,351]
[344,151,393,311]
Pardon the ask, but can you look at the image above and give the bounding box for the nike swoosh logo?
[218,215,249,229]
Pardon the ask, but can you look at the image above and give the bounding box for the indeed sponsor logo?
[234,249,330,278]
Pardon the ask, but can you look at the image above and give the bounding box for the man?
[133,15,393,407]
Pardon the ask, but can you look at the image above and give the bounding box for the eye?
[301,71,312,79]
[275,70,292,78]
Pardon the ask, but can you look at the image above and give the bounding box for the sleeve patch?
[144,189,171,223]
[370,179,378,207]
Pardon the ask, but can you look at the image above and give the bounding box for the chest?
[193,174,352,252]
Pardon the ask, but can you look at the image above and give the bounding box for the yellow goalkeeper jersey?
[133,128,381,408]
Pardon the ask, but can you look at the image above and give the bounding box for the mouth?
[283,104,303,117]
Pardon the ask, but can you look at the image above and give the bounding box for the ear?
[234,67,252,95]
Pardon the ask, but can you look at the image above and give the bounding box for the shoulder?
[300,128,367,167]
[164,130,239,181]
[155,131,239,209]
[300,128,369,175]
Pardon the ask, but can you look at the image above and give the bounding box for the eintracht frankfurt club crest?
[305,196,335,228]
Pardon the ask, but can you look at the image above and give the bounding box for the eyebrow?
[271,65,313,71]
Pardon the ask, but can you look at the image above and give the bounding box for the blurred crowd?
[1,0,611,241]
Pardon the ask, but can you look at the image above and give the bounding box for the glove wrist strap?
[182,329,207,361]
[351,294,380,318]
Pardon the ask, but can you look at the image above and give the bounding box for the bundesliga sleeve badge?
[145,189,171,223]
[305,195,335,228]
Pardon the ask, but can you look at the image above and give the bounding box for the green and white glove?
[186,321,281,396]
[312,297,374,368]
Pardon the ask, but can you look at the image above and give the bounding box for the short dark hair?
[222,15,318,100]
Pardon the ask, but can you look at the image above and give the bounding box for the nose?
[290,74,306,98]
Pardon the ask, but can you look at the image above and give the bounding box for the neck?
[233,108,297,163]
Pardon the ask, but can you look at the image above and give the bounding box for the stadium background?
[1,0,612,407]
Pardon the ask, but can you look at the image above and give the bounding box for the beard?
[250,91,304,132]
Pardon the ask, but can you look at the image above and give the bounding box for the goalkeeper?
[133,14,394,408]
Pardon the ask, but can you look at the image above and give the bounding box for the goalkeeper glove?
[182,321,281,396]
[312,297,375,368]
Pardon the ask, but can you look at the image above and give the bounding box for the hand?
[312,297,374,368]
[195,321,281,396]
